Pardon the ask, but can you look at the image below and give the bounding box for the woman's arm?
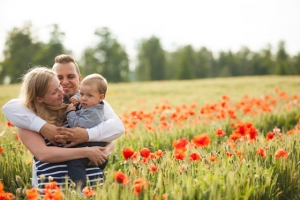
[18,128,107,165]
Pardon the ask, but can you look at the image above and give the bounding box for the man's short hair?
[54,54,81,76]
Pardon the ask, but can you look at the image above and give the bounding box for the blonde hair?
[20,67,68,126]
[53,54,81,76]
[81,74,107,96]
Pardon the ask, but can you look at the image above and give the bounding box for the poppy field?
[0,76,300,200]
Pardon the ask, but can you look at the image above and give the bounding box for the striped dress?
[34,139,104,189]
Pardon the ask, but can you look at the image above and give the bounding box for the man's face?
[53,62,82,96]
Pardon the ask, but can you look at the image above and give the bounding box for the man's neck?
[63,94,71,104]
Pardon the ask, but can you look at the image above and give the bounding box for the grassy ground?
[0,75,299,199]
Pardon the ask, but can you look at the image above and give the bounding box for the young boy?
[65,73,111,188]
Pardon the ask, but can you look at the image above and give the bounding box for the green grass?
[0,75,300,199]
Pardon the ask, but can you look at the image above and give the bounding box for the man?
[2,54,124,185]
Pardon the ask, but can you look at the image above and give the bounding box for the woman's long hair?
[19,67,68,126]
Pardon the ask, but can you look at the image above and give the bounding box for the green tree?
[236,47,253,75]
[82,27,129,82]
[165,51,180,80]
[136,36,166,81]
[292,53,300,75]
[175,45,195,80]
[275,41,291,75]
[32,24,70,67]
[195,47,215,78]
[0,22,42,83]
[216,51,232,77]
[258,45,274,75]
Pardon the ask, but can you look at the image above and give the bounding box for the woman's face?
[37,76,64,106]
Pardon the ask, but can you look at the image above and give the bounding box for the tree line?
[0,22,299,84]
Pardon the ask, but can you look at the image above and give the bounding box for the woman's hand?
[102,142,115,157]
[85,146,108,166]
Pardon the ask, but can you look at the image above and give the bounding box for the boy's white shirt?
[2,98,124,186]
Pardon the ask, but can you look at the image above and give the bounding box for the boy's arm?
[57,100,125,146]
[66,109,99,128]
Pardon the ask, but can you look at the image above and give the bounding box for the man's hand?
[55,127,89,147]
[40,123,64,145]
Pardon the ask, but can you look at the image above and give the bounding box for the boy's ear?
[36,96,43,103]
[99,94,105,102]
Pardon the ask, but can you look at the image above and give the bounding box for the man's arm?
[2,99,46,132]
[2,99,60,145]
[87,100,125,141]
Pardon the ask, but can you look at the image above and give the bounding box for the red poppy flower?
[215,128,225,136]
[225,152,234,157]
[209,154,218,162]
[274,149,288,159]
[139,148,151,158]
[189,152,201,161]
[248,127,258,140]
[0,148,4,154]
[122,148,135,160]
[229,132,241,141]
[286,129,295,135]
[26,188,39,200]
[114,171,129,184]
[82,187,96,197]
[174,149,186,160]
[133,178,149,195]
[255,148,266,158]
[6,121,14,127]
[191,133,211,148]
[266,132,275,141]
[150,164,157,172]
[44,181,59,190]
[155,150,164,158]
[172,138,189,149]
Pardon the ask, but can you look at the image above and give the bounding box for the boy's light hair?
[81,74,108,96]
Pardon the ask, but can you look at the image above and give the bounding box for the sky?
[0,0,300,67]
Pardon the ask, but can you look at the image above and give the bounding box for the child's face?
[37,77,64,106]
[79,83,104,108]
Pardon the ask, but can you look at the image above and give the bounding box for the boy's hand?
[69,97,79,105]
[66,103,76,112]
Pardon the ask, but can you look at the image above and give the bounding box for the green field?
[0,76,300,199]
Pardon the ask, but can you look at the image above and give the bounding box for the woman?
[17,67,107,189]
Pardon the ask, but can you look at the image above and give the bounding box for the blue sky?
[1,0,299,65]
